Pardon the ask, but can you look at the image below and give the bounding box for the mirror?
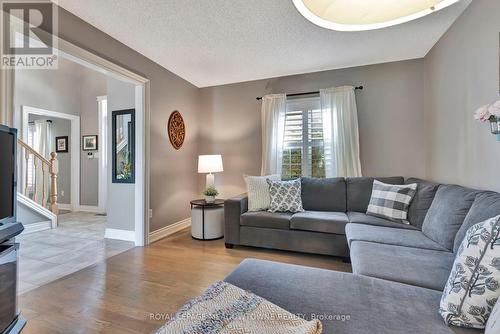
[112,109,135,183]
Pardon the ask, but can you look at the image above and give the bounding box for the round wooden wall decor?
[167,110,186,150]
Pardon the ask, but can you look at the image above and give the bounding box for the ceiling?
[57,0,471,88]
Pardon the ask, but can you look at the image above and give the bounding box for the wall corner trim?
[148,218,191,244]
[105,228,136,242]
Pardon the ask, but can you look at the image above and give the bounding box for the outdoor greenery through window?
[282,97,325,179]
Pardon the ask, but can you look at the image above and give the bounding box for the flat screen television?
[0,124,17,225]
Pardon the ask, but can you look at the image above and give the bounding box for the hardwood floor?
[19,228,351,334]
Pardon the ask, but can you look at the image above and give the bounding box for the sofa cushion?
[347,212,419,230]
[268,179,304,213]
[406,178,440,229]
[290,211,349,235]
[301,177,346,212]
[422,185,478,250]
[366,180,417,223]
[346,176,404,212]
[244,174,280,211]
[240,211,292,230]
[345,223,448,251]
[225,259,481,334]
[453,191,500,253]
[350,241,455,291]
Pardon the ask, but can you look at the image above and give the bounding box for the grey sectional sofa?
[224,176,408,258]
[223,176,500,333]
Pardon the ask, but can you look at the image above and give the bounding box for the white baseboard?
[77,205,102,213]
[148,218,191,244]
[58,203,72,210]
[22,221,52,234]
[104,228,136,242]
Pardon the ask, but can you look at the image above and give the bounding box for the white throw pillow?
[267,179,304,213]
[244,174,280,211]
[440,215,500,329]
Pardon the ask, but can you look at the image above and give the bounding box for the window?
[282,97,325,179]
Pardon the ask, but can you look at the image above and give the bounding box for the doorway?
[9,37,150,247]
[21,106,80,212]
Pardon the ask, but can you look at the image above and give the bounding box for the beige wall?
[424,0,500,192]
[199,60,426,198]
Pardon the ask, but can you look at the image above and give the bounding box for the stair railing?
[17,138,59,215]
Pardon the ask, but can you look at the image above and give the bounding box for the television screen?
[0,130,14,222]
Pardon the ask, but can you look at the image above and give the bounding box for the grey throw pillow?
[366,180,417,223]
[267,179,304,213]
[440,215,500,329]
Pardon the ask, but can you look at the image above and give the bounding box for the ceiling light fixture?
[292,0,461,31]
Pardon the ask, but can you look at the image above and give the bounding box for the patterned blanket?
[156,281,322,334]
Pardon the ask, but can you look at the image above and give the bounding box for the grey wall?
[424,0,500,192]
[80,68,107,206]
[199,59,426,198]
[14,59,82,121]
[106,77,135,231]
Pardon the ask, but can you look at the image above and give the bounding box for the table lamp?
[198,155,223,188]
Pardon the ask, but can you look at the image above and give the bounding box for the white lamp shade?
[198,155,224,173]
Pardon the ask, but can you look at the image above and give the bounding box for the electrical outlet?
[149,209,153,219]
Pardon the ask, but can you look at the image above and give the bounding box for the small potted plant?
[203,186,219,204]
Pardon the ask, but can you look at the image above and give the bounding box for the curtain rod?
[256,86,363,101]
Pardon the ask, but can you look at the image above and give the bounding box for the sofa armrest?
[224,194,248,246]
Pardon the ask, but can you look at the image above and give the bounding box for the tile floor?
[16,211,134,295]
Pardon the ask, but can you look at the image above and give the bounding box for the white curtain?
[34,120,52,158]
[321,86,362,177]
[33,120,52,204]
[261,94,286,175]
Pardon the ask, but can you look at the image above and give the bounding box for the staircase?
[17,138,59,232]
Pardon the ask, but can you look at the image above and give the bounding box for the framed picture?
[55,136,68,153]
[82,135,98,151]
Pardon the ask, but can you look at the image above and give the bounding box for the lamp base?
[206,173,215,188]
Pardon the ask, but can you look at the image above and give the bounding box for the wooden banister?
[17,138,58,214]
[17,139,50,165]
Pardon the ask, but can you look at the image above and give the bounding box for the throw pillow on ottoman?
[440,215,500,328]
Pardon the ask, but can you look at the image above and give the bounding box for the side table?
[190,199,224,240]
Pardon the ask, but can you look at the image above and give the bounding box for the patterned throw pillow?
[440,215,500,329]
[267,179,304,213]
[244,174,281,211]
[366,180,417,223]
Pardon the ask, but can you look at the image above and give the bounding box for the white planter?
[204,195,215,203]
